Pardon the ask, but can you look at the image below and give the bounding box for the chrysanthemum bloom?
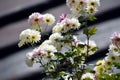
[66,0,77,8]
[70,18,81,29]
[76,0,87,8]
[104,57,112,69]
[81,72,96,80]
[106,53,119,63]
[52,23,64,33]
[96,60,105,66]
[43,13,55,25]
[33,47,46,56]
[18,29,41,47]
[111,32,120,49]
[70,6,82,14]
[61,18,77,32]
[39,44,57,59]
[94,65,106,74]
[58,13,67,23]
[25,52,35,67]
[87,0,100,7]
[41,40,53,45]
[109,44,119,52]
[28,12,43,31]
[60,18,71,33]
[86,6,98,14]
[49,33,63,42]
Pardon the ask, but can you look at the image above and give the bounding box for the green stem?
[86,34,90,57]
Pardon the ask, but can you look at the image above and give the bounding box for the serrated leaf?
[88,26,97,35]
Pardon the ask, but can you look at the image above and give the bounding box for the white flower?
[70,18,81,29]
[76,0,87,8]
[94,65,105,74]
[87,0,100,7]
[104,57,112,68]
[40,44,57,53]
[49,33,63,42]
[109,44,119,53]
[18,29,41,47]
[96,60,105,66]
[25,52,35,67]
[86,6,98,14]
[29,30,41,43]
[41,40,53,45]
[70,6,81,14]
[81,72,95,80]
[106,53,119,63]
[66,0,77,8]
[52,23,64,33]
[43,13,55,25]
[61,18,72,33]
[62,74,72,80]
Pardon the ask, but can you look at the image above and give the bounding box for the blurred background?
[0,0,120,80]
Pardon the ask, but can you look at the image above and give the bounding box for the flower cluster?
[66,0,100,14]
[94,32,120,74]
[53,14,80,33]
[18,29,41,47]
[18,13,55,47]
[18,0,120,80]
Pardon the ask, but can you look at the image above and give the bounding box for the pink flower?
[28,12,43,26]
[33,47,46,56]
[58,13,67,23]
[111,32,120,47]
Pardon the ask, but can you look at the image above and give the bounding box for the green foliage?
[88,15,97,21]
[83,26,97,36]
[98,73,120,80]
[113,62,120,69]
[54,52,64,59]
[65,52,75,57]
[88,26,97,36]
[78,16,84,21]
[81,22,87,27]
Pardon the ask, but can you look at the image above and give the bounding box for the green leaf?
[83,28,88,35]
[88,15,97,21]
[81,22,87,27]
[58,71,66,77]
[74,56,82,63]
[65,52,75,57]
[113,62,120,69]
[85,68,93,72]
[91,47,98,51]
[88,26,97,35]
[78,16,84,21]
[54,52,64,59]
